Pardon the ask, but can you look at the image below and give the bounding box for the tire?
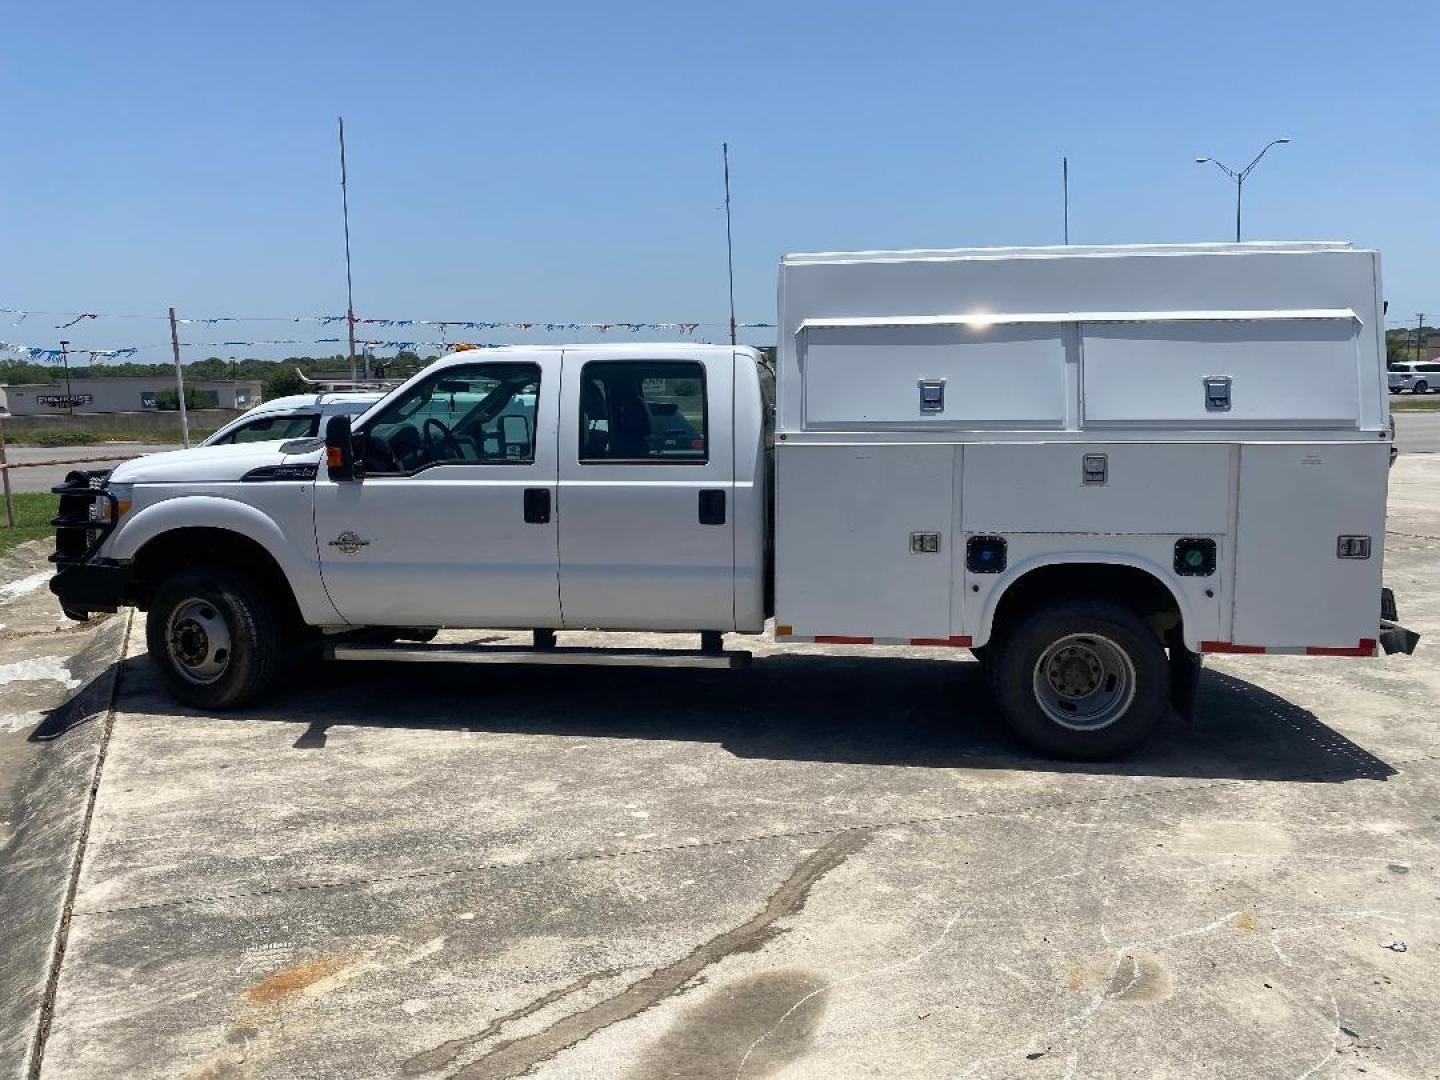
[1414,381,1429,394]
[991,599,1169,760]
[145,565,283,709]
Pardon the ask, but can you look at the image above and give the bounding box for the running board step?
[325,642,750,669]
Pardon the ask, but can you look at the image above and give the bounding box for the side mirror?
[325,415,358,481]
[500,413,531,453]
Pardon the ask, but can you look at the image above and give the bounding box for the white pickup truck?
[49,242,1417,759]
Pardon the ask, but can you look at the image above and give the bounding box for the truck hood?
[108,439,325,484]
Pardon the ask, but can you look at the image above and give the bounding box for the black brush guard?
[50,469,117,566]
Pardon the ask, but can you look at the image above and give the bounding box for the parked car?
[1388,362,1440,394]
[202,392,384,446]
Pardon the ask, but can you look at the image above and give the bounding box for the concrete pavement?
[0,542,125,1077]
[10,456,1436,1078]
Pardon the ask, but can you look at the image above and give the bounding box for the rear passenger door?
[557,351,735,631]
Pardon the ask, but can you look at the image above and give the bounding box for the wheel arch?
[109,496,340,624]
[976,552,1193,651]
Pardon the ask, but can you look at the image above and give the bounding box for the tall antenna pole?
[339,116,358,383]
[1417,312,1427,364]
[723,142,737,346]
[1062,156,1069,245]
[168,308,191,447]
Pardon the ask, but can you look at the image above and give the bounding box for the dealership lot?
[1,455,1436,1078]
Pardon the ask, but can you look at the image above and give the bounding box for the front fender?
[974,548,1207,652]
[107,492,342,625]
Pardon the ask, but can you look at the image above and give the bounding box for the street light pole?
[1195,138,1290,242]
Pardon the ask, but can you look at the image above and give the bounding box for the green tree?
[263,367,308,400]
[152,387,214,411]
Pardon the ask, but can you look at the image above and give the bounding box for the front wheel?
[145,566,283,709]
[991,600,1169,760]
[1414,380,1429,394]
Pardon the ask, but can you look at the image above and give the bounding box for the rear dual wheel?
[990,599,1168,760]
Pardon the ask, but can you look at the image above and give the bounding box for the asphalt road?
[1,444,179,494]
[1395,409,1440,453]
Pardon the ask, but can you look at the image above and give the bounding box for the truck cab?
[49,344,772,698]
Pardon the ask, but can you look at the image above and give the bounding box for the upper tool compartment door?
[799,323,1068,429]
[1081,315,1361,428]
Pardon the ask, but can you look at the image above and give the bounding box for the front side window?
[362,363,540,473]
[215,414,318,445]
[579,361,707,463]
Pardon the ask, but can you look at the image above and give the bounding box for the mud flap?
[1168,645,1203,722]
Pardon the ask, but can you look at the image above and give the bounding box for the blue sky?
[3,0,1437,362]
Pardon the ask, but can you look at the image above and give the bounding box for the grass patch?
[20,429,99,448]
[1389,396,1440,412]
[5,425,221,447]
[0,493,58,556]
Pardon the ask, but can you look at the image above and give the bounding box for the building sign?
[38,394,93,408]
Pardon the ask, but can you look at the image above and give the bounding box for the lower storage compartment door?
[1232,443,1388,647]
[775,444,957,640]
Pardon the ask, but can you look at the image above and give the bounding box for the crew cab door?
[556,350,735,630]
[313,355,561,627]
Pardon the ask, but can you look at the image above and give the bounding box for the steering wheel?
[422,417,464,461]
[366,433,404,473]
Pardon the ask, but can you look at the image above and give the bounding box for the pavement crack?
[24,610,132,1080]
[439,829,870,1080]
[401,969,623,1076]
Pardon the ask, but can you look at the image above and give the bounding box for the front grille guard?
[50,469,117,566]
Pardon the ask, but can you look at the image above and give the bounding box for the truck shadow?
[103,650,1397,784]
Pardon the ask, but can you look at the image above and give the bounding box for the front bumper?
[49,560,135,621]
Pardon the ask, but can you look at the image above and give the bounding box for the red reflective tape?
[1306,639,1377,657]
[1199,641,1267,654]
[813,635,874,645]
[909,635,974,647]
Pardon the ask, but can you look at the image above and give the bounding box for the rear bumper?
[49,560,134,621]
[1379,619,1420,656]
[1378,588,1419,655]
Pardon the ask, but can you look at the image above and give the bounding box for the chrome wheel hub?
[167,598,232,685]
[1032,633,1136,731]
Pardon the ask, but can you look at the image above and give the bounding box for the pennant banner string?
[1,306,774,331]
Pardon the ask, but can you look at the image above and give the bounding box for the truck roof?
[427,343,761,368]
[782,241,1362,265]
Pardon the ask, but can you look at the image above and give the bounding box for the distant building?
[0,377,262,417]
[1426,332,1440,363]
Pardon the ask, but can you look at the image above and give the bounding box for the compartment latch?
[918,378,945,413]
[1204,375,1232,411]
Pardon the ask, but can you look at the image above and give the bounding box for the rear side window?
[579,361,707,463]
[1420,363,1440,373]
[216,414,318,445]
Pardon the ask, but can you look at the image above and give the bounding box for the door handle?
[698,489,726,526]
[523,488,551,524]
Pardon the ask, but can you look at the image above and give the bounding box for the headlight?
[95,483,133,524]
